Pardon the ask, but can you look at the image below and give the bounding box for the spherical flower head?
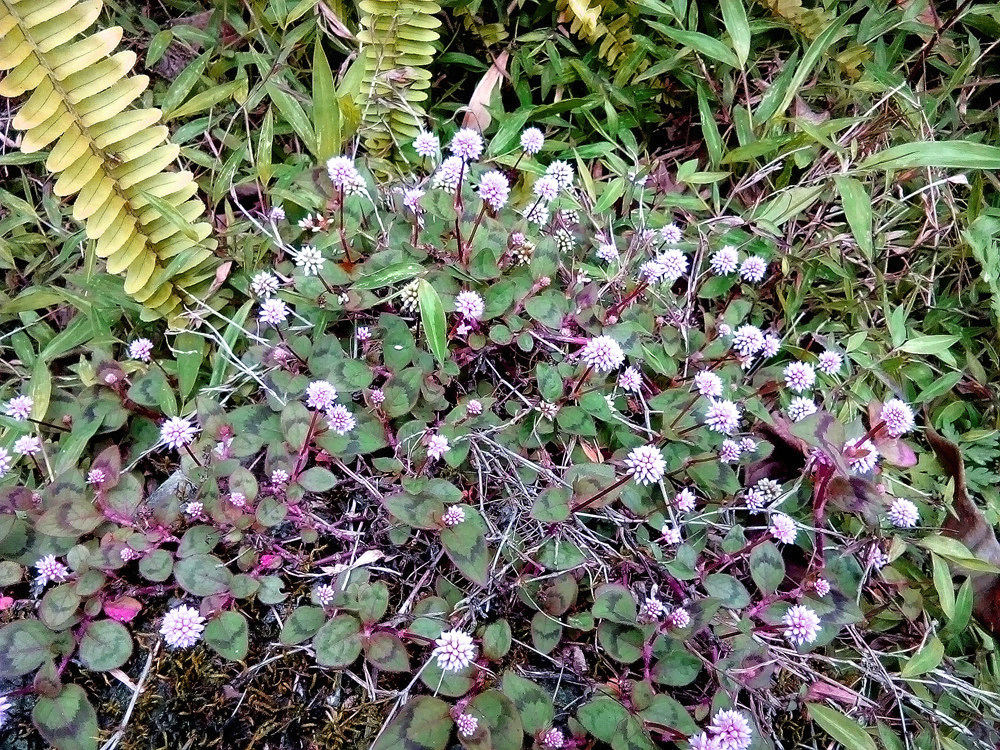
[326,156,362,189]
[456,713,479,738]
[183,501,203,518]
[719,439,742,463]
[449,128,484,161]
[267,205,285,222]
[541,728,565,749]
[14,435,41,456]
[782,604,821,645]
[744,488,766,512]
[160,417,198,451]
[624,444,666,485]
[666,607,690,629]
[869,546,890,569]
[87,468,107,486]
[761,334,781,358]
[258,298,289,326]
[530,176,560,204]
[326,404,356,435]
[294,245,325,277]
[596,243,619,263]
[689,732,723,750]
[708,709,753,750]
[455,290,485,321]
[847,438,879,474]
[659,223,683,245]
[787,397,817,422]
[477,170,510,211]
[675,487,697,512]
[783,362,816,393]
[818,350,843,375]
[427,434,450,460]
[455,400,480,420]
[298,214,316,232]
[127,338,154,362]
[581,335,625,373]
[524,201,551,226]
[693,371,723,398]
[370,389,385,406]
[4,395,33,421]
[705,399,741,434]
[739,437,757,453]
[413,131,439,158]
[887,497,919,528]
[0,448,11,478]
[537,401,559,420]
[739,255,767,283]
[306,380,338,411]
[520,127,545,154]
[639,258,669,284]
[881,398,915,438]
[357,326,372,342]
[120,546,141,562]
[271,468,290,485]
[251,271,280,298]
[618,366,642,393]
[229,492,246,508]
[401,187,425,214]
[731,325,765,357]
[718,323,733,337]
[433,629,477,672]
[656,248,689,282]
[813,577,831,597]
[442,505,466,527]
[545,160,574,190]
[316,584,336,606]
[432,156,465,192]
[769,513,797,544]
[710,245,739,275]
[755,478,783,503]
[160,605,205,648]
[35,554,69,585]
[661,525,682,545]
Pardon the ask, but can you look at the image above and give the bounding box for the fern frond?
[556,0,638,68]
[356,0,441,156]
[757,0,870,78]
[0,0,218,324]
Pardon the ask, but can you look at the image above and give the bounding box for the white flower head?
[545,160,574,190]
[258,298,289,326]
[449,128,484,161]
[618,366,642,392]
[306,380,338,411]
[533,175,560,202]
[477,170,510,211]
[787,397,817,422]
[580,335,625,372]
[442,505,466,527]
[520,127,545,154]
[326,404,356,435]
[455,290,486,321]
[731,325,765,357]
[705,399,741,434]
[35,554,69,586]
[4,395,33,422]
[624,444,666,485]
[433,629,477,672]
[13,435,41,456]
[881,398,915,438]
[427,434,450,460]
[432,156,465,192]
[783,361,816,393]
[160,605,205,648]
[127,339,153,362]
[782,604,821,645]
[708,709,753,750]
[413,131,439,158]
[160,417,198,450]
[326,156,362,189]
[251,271,280,298]
[710,245,739,275]
[659,223,683,245]
[887,497,919,528]
[768,512,797,544]
[294,245,325,277]
[818,350,843,375]
[693,371,724,398]
[739,256,767,283]
[675,487,697,511]
[656,248,689,282]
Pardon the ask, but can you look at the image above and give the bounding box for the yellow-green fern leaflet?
[356,0,441,156]
[0,0,218,324]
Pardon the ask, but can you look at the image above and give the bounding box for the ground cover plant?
[3,1,1000,749]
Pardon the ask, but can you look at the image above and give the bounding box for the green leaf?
[417,279,448,366]
[174,331,205,401]
[919,535,1000,573]
[931,554,955,619]
[280,605,327,645]
[313,614,362,667]
[807,703,877,750]
[482,620,512,660]
[265,80,316,155]
[898,335,959,356]
[647,22,740,68]
[0,619,54,678]
[468,690,523,750]
[364,632,410,672]
[298,466,337,492]
[834,176,874,260]
[78,620,132,671]
[501,671,554,734]
[749,542,785,593]
[440,504,491,585]
[353,262,423,291]
[313,40,341,161]
[719,0,750,65]
[371,696,452,750]
[900,635,944,678]
[768,14,849,120]
[592,583,637,624]
[204,611,249,661]
[173,554,232,596]
[861,141,1000,171]
[531,611,562,654]
[32,683,99,750]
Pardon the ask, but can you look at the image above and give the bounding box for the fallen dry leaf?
[462,51,509,131]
